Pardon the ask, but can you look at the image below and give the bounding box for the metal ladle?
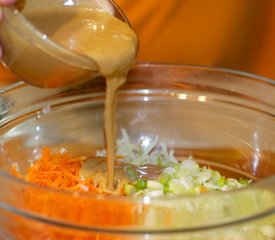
[81,156,165,181]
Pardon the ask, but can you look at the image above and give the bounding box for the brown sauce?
[25,7,138,189]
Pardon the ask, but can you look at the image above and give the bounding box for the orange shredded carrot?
[14,148,96,194]
[11,164,22,178]
[9,148,138,240]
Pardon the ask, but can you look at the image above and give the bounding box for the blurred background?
[0,0,275,87]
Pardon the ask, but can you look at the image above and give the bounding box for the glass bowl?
[0,64,274,240]
[0,0,128,88]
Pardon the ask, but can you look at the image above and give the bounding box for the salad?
[9,130,274,240]
[12,129,251,197]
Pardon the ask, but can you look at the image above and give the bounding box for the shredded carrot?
[12,148,107,195]
[9,148,138,240]
[11,163,22,178]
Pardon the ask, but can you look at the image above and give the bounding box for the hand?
[0,0,16,57]
[0,0,16,19]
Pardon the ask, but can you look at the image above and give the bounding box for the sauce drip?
[25,8,138,189]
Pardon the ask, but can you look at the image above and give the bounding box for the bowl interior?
[0,64,274,179]
[0,65,274,236]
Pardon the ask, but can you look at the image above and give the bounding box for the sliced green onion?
[114,129,253,198]
[135,179,147,190]
[211,170,222,182]
[159,174,172,186]
[216,177,226,187]
[164,185,170,193]
[124,166,138,181]
[157,156,163,166]
[124,184,136,196]
[146,190,164,198]
[239,177,249,185]
[166,161,180,170]
[173,168,191,178]
[147,180,164,190]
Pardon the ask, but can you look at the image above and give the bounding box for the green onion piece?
[164,185,170,193]
[133,190,145,197]
[124,166,138,181]
[157,156,163,166]
[239,177,249,185]
[124,184,136,196]
[174,168,191,178]
[211,170,221,181]
[147,180,164,190]
[135,179,147,190]
[216,177,226,187]
[159,174,172,186]
[166,161,180,170]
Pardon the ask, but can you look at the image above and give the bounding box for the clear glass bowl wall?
[0,64,274,240]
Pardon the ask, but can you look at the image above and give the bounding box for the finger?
[0,7,2,21]
[0,46,2,59]
[0,0,17,6]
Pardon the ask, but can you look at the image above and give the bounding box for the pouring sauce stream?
[25,7,138,189]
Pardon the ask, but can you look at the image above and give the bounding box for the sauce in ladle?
[25,8,138,189]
